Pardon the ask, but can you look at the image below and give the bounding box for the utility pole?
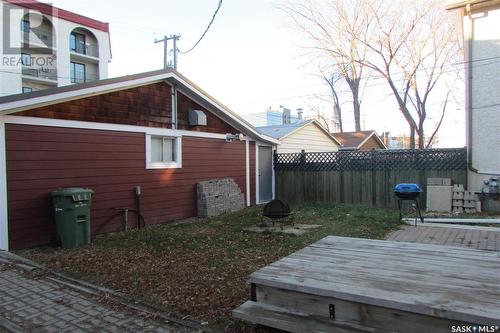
[154,34,180,69]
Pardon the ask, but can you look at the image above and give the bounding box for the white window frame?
[145,134,182,169]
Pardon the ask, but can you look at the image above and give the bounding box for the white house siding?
[277,123,339,153]
[465,4,500,191]
[0,1,111,96]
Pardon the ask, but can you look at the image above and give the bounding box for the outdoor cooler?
[394,183,424,226]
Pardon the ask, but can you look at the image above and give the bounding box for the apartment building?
[0,0,111,96]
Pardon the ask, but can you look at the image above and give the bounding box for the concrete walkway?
[0,261,200,333]
[386,224,500,251]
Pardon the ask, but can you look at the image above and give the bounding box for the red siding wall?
[360,136,385,150]
[6,124,247,249]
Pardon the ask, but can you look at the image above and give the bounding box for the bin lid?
[51,187,94,197]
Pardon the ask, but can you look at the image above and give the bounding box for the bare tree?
[302,101,332,132]
[282,0,461,148]
[319,67,343,132]
[281,0,371,132]
[354,0,461,148]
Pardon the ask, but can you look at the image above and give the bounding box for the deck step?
[233,300,383,333]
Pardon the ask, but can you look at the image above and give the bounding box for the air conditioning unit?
[188,110,207,126]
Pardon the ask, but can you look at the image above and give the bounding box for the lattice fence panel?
[274,148,467,171]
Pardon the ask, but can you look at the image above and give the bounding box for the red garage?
[0,69,277,250]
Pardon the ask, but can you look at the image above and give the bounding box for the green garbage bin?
[51,188,94,248]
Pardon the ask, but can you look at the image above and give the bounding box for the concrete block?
[475,201,482,212]
[453,184,465,192]
[452,192,464,200]
[452,207,464,214]
[463,200,476,208]
[452,199,464,207]
[464,191,479,201]
[427,178,452,186]
[426,185,452,212]
[464,207,476,214]
[427,178,443,186]
[196,178,244,218]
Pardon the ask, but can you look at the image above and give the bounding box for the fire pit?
[394,183,424,226]
[261,199,293,227]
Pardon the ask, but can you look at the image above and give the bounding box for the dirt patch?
[20,204,399,332]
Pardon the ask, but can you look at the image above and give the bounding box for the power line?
[178,0,223,54]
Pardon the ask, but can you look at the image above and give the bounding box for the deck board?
[248,236,500,326]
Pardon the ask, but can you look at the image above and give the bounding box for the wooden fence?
[274,148,467,208]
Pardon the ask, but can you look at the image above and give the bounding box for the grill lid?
[394,183,422,193]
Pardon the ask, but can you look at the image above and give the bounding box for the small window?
[151,137,175,162]
[70,61,86,84]
[146,134,182,169]
[21,53,31,66]
[22,87,33,93]
[21,19,30,33]
[70,32,86,54]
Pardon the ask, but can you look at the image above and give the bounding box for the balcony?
[71,43,99,58]
[71,72,99,84]
[22,67,57,81]
[22,27,54,50]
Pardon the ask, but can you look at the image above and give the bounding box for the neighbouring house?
[0,69,279,250]
[332,130,387,151]
[257,119,341,153]
[447,0,500,192]
[0,0,112,96]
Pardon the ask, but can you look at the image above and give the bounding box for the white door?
[258,146,273,203]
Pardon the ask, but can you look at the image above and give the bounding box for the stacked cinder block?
[197,178,245,217]
[452,184,465,214]
[426,178,452,212]
[463,191,480,213]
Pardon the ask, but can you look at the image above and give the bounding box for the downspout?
[171,85,178,129]
[0,116,8,250]
[245,138,250,207]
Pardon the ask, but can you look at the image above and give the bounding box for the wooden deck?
[387,225,500,251]
[233,236,500,332]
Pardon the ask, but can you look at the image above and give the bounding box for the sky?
[51,0,465,147]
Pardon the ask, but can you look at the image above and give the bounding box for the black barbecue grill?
[394,183,424,226]
[261,199,294,227]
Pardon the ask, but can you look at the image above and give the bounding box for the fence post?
[300,149,306,167]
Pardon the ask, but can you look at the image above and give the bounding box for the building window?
[21,53,31,66]
[70,62,86,83]
[146,134,182,169]
[70,32,86,54]
[22,87,33,93]
[21,19,30,33]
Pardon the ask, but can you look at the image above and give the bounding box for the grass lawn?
[20,204,400,332]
